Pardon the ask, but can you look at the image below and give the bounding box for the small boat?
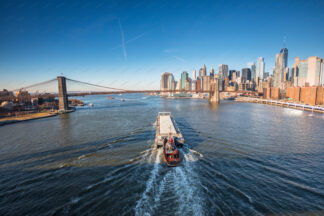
[108,96,113,99]
[121,99,125,102]
[163,135,181,167]
[89,103,94,107]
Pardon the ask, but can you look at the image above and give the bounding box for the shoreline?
[0,112,59,126]
[235,97,324,114]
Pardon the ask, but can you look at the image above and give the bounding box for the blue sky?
[1,0,324,91]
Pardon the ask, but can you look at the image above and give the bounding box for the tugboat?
[163,134,181,167]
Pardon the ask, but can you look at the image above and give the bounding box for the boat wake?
[135,147,162,216]
[134,145,204,216]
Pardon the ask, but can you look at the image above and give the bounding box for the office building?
[219,64,228,79]
[210,67,215,77]
[248,62,256,81]
[241,68,252,83]
[181,71,189,89]
[292,56,323,87]
[257,57,265,80]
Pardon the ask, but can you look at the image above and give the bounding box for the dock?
[235,97,324,113]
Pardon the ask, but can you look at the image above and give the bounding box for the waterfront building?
[281,48,288,68]
[219,64,228,79]
[174,81,178,90]
[202,64,207,76]
[0,89,13,97]
[193,69,196,80]
[257,57,265,80]
[241,68,252,83]
[202,76,210,91]
[176,79,181,90]
[273,47,288,89]
[191,80,197,91]
[248,62,256,81]
[196,77,202,92]
[15,90,31,104]
[229,70,240,82]
[198,68,203,77]
[229,70,235,81]
[264,72,269,79]
[160,72,175,91]
[0,89,14,103]
[185,79,191,91]
[168,74,175,90]
[292,56,323,87]
[210,67,215,77]
[160,72,175,96]
[181,71,189,89]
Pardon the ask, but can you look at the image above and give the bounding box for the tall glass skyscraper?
[181,71,189,90]
[280,48,288,68]
[273,47,288,88]
[257,57,265,80]
[248,62,256,81]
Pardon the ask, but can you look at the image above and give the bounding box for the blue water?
[0,94,323,215]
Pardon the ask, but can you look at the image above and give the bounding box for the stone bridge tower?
[209,78,220,103]
[57,76,69,112]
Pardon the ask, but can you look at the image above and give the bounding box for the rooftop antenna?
[283,36,286,48]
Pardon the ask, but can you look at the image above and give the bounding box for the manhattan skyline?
[1,0,324,90]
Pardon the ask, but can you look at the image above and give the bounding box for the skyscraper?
[202,64,207,76]
[292,56,323,87]
[273,47,288,88]
[280,48,288,68]
[181,71,189,90]
[248,62,256,81]
[241,68,251,83]
[210,67,215,77]
[219,64,228,79]
[193,69,196,80]
[256,57,265,80]
[160,72,174,93]
[228,70,236,80]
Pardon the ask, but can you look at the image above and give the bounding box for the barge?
[155,112,184,148]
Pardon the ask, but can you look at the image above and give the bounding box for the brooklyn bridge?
[0,76,250,113]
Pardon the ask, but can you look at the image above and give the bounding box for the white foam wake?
[135,148,162,216]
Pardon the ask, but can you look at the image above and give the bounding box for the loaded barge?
[155,112,184,148]
[155,112,184,166]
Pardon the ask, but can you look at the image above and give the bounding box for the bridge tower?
[209,78,220,103]
[57,76,69,112]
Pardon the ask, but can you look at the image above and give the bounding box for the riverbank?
[235,97,324,113]
[0,111,58,126]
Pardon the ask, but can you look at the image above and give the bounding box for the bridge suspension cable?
[66,78,128,91]
[11,78,57,92]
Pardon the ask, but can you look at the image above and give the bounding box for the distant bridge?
[2,76,253,112]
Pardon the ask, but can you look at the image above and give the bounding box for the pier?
[235,97,324,113]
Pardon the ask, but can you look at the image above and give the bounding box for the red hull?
[163,137,180,167]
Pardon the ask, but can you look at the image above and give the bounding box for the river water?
[0,94,323,215]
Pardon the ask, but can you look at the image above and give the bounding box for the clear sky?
[1,0,324,91]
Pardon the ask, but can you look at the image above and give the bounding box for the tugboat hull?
[163,137,181,167]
